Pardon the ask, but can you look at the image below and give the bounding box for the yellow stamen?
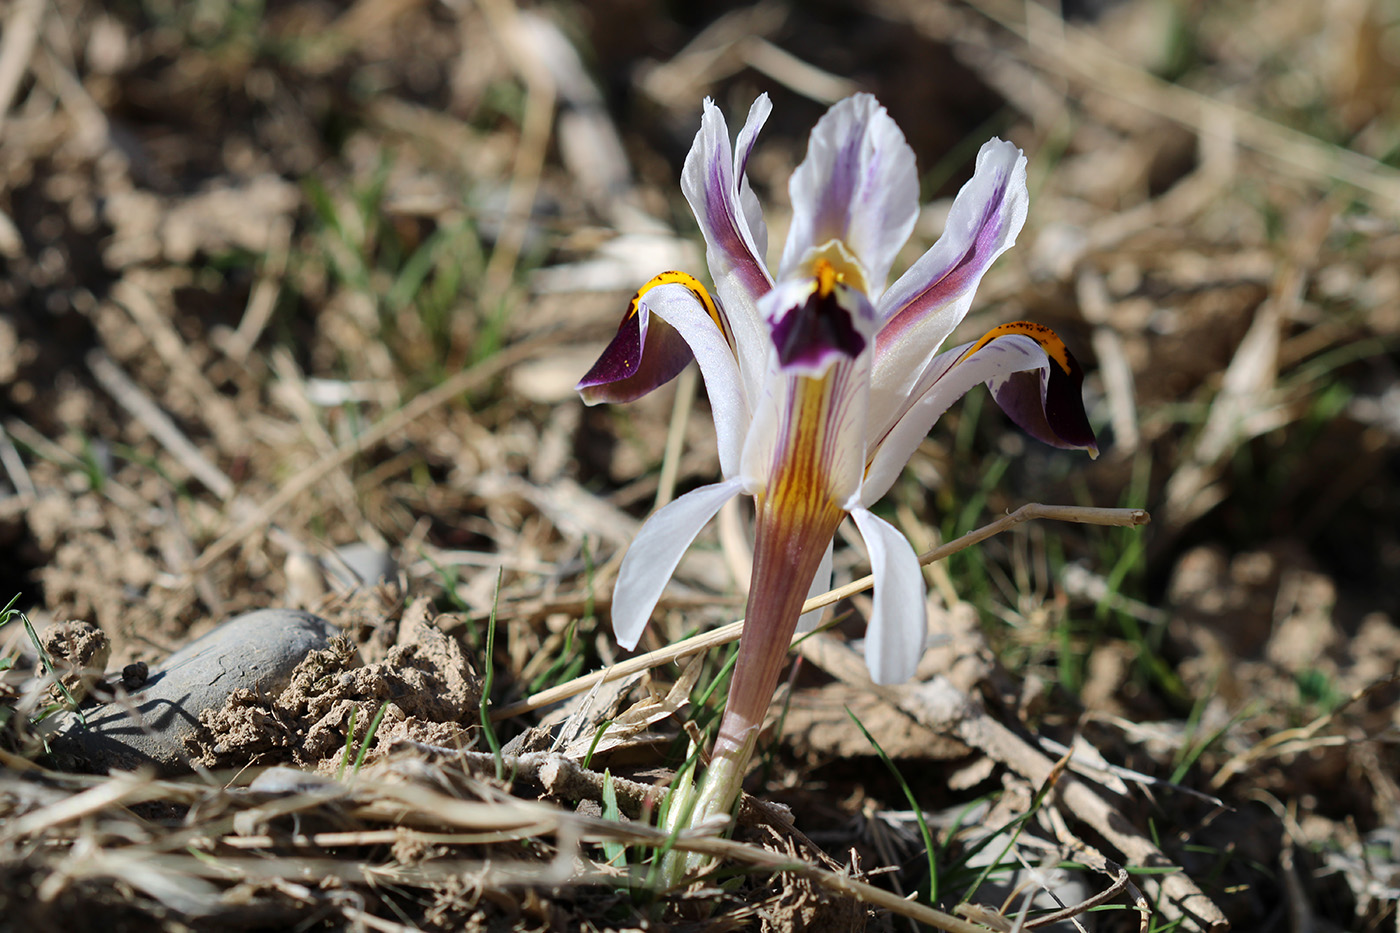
[804,240,867,296]
[813,259,840,298]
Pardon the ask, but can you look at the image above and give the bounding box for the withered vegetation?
[2,0,1398,930]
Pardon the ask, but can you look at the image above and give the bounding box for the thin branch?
[493,504,1148,719]
[86,349,235,500]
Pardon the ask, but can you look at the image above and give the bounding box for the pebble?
[322,542,396,591]
[45,609,336,774]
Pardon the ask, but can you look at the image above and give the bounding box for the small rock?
[322,543,396,591]
[245,766,342,796]
[45,609,336,774]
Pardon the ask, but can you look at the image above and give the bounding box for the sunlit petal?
[683,96,774,399]
[979,323,1099,455]
[861,324,1097,507]
[575,306,692,407]
[871,139,1028,426]
[850,508,927,684]
[779,94,918,294]
[733,96,771,266]
[611,479,746,650]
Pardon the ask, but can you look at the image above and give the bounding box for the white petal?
[850,508,927,684]
[738,349,781,492]
[734,95,771,266]
[739,327,872,505]
[861,333,1049,507]
[870,139,1028,426]
[640,283,751,479]
[611,479,746,650]
[795,540,835,634]
[682,96,773,404]
[779,94,918,295]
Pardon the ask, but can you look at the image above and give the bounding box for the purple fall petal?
[861,326,1096,507]
[576,306,691,405]
[984,325,1098,455]
[580,279,750,478]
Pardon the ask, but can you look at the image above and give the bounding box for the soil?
[2,0,1399,930]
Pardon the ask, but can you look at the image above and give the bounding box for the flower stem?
[664,488,841,880]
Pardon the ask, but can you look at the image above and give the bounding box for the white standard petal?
[778,94,918,295]
[849,508,927,685]
[869,139,1029,430]
[795,540,834,634]
[611,479,746,650]
[682,96,773,404]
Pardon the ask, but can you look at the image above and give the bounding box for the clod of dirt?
[44,609,336,773]
[190,597,481,773]
[39,619,110,705]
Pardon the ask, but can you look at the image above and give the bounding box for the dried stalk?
[493,503,1148,719]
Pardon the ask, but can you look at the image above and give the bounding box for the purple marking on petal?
[576,310,693,405]
[771,288,867,371]
[684,98,774,326]
[879,169,1010,345]
[576,313,642,389]
[704,155,772,303]
[989,350,1098,453]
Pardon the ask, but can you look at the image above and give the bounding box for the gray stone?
[322,542,396,591]
[45,609,336,774]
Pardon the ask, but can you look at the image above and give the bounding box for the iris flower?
[578,93,1096,838]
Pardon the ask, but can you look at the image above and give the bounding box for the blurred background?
[1,0,1398,929]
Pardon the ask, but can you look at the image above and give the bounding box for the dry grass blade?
[86,349,235,501]
[1,770,166,841]
[959,0,1400,206]
[1210,670,1400,790]
[494,504,1148,719]
[0,0,44,132]
[190,329,568,575]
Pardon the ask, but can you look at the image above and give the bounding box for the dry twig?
[494,504,1148,719]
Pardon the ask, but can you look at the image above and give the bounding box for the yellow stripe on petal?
[958,321,1075,376]
[631,271,728,343]
[954,320,1098,457]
